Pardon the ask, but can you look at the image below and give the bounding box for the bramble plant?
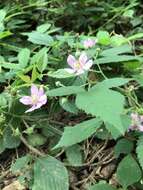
[1,0,143,190]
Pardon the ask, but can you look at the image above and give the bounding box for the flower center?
[31,95,38,104]
[75,62,81,69]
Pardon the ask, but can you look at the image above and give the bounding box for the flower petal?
[38,86,44,96]
[138,125,143,132]
[67,55,76,68]
[39,95,47,105]
[75,69,85,75]
[79,52,88,65]
[25,105,37,113]
[64,68,75,74]
[20,96,32,105]
[31,84,39,96]
[83,60,93,70]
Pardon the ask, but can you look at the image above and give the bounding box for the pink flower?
[20,84,47,113]
[83,38,97,48]
[65,52,93,75]
[129,113,143,132]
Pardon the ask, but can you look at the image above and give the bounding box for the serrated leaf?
[117,155,142,189]
[136,136,143,170]
[11,155,31,174]
[89,183,117,190]
[76,86,125,134]
[54,118,102,149]
[66,144,83,166]
[32,156,69,190]
[18,48,30,69]
[114,138,134,157]
[47,86,84,97]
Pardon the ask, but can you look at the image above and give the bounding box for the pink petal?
[67,55,77,68]
[83,60,93,70]
[38,86,44,96]
[25,103,43,113]
[79,52,88,65]
[39,95,47,105]
[25,105,37,113]
[31,84,39,96]
[138,125,143,132]
[64,68,75,74]
[75,69,85,75]
[20,96,32,105]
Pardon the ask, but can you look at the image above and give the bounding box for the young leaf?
[11,155,31,174]
[117,155,142,189]
[54,118,102,149]
[18,48,30,69]
[32,156,69,190]
[66,144,83,166]
[97,31,111,45]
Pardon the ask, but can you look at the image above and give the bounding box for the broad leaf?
[66,144,83,166]
[117,155,142,189]
[32,156,69,190]
[76,86,125,134]
[47,86,84,97]
[54,118,102,149]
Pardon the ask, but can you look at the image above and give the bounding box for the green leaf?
[66,144,83,166]
[47,86,84,97]
[117,155,142,189]
[31,47,48,72]
[37,23,51,33]
[0,9,6,22]
[97,55,141,64]
[123,9,134,18]
[24,31,53,46]
[97,31,111,45]
[32,156,69,190]
[0,31,12,39]
[27,134,47,147]
[133,74,143,86]
[101,44,132,56]
[11,155,31,174]
[127,33,143,41]
[59,98,78,114]
[89,183,117,190]
[114,138,134,157]
[0,137,5,154]
[3,127,21,149]
[110,35,127,46]
[95,78,130,89]
[54,118,102,149]
[48,69,75,78]
[136,136,143,170]
[31,66,39,82]
[76,86,125,134]
[18,48,30,69]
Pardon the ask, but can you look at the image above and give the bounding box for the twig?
[20,135,45,157]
